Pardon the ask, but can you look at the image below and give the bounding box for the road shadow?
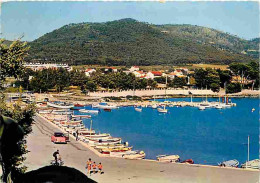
[16,165,97,183]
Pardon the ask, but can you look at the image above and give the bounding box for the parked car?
[51,132,68,144]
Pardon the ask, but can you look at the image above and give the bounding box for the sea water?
[76,98,259,165]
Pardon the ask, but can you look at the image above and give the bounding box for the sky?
[1,1,259,41]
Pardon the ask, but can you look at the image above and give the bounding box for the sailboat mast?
[165,75,167,101]
[248,135,250,166]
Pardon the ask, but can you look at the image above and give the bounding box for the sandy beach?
[23,114,259,183]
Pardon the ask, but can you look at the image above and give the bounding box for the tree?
[55,68,70,92]
[0,40,29,88]
[194,68,220,91]
[85,81,97,92]
[0,40,35,182]
[226,83,242,94]
[147,79,157,88]
[168,77,187,88]
[194,68,207,88]
[217,69,232,88]
[69,69,87,87]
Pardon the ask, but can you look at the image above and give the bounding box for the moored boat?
[71,114,91,118]
[74,103,84,107]
[87,137,122,146]
[157,155,180,163]
[79,109,99,114]
[134,107,142,112]
[123,150,145,160]
[241,159,260,169]
[47,102,74,109]
[157,107,167,113]
[219,159,239,167]
[181,159,194,164]
[198,106,206,110]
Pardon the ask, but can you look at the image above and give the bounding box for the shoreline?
[36,113,258,172]
[23,113,259,183]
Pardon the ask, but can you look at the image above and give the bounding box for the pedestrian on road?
[76,129,79,141]
[86,158,92,175]
[92,162,97,174]
[87,164,92,175]
[53,150,59,164]
[87,158,92,166]
[98,162,103,174]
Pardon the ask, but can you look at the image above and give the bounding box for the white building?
[24,63,73,71]
[129,66,139,72]
[85,68,96,77]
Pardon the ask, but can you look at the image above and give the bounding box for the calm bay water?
[76,98,259,165]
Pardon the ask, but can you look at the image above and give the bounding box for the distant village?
[23,63,253,88]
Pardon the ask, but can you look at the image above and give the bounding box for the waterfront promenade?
[23,114,259,183]
[88,89,259,98]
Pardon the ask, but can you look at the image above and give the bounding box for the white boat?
[198,106,206,110]
[38,110,52,114]
[151,104,157,109]
[92,103,118,109]
[157,106,167,113]
[110,150,137,158]
[71,114,91,118]
[214,104,223,109]
[80,133,111,140]
[123,150,145,160]
[219,159,239,167]
[79,109,99,114]
[241,159,260,169]
[47,102,74,109]
[87,137,122,145]
[135,107,142,112]
[157,155,180,163]
[94,144,127,150]
[52,110,72,115]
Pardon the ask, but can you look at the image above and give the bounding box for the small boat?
[181,159,194,164]
[74,103,84,107]
[38,110,52,114]
[104,108,112,112]
[157,155,180,163]
[252,108,255,112]
[214,104,223,109]
[79,109,99,114]
[135,107,142,112]
[47,102,74,109]
[151,104,157,109]
[198,106,206,110]
[99,146,133,154]
[93,103,118,109]
[94,144,127,150]
[241,159,260,169]
[219,159,239,167]
[71,114,91,118]
[157,107,167,113]
[87,137,122,145]
[80,133,111,139]
[123,150,145,160]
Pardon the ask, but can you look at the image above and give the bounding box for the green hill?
[27,18,258,65]
[156,24,259,58]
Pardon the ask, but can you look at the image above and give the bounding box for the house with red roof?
[129,66,140,72]
[85,68,96,77]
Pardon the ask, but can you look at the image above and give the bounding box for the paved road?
[24,115,259,183]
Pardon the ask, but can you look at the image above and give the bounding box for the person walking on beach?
[98,162,103,174]
[92,162,97,174]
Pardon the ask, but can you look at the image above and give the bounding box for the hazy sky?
[1,1,259,41]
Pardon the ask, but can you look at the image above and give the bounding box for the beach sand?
[23,115,259,183]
